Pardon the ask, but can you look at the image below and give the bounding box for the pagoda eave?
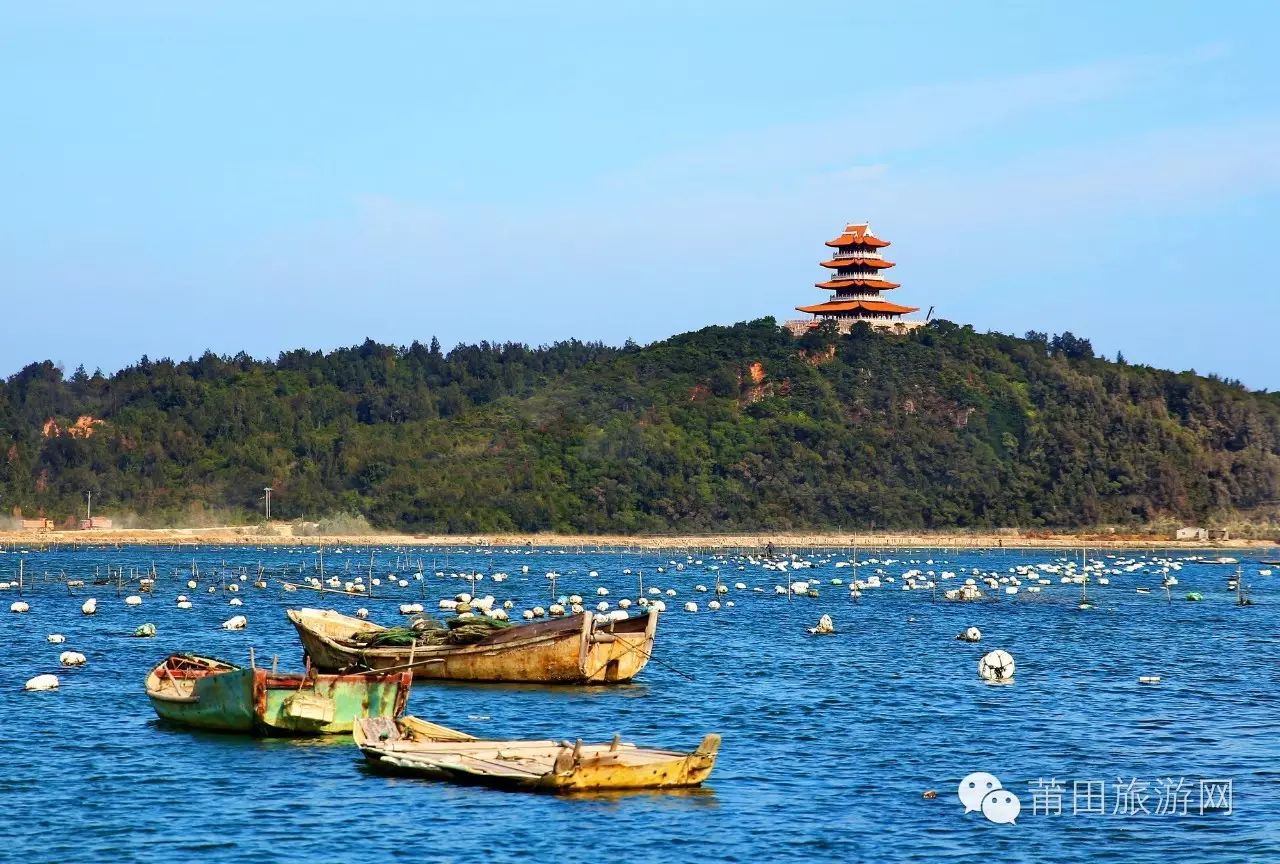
[819,257,895,269]
[824,237,890,249]
[796,299,918,315]
[815,278,901,290]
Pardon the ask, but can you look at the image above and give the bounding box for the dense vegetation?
[3,319,1278,533]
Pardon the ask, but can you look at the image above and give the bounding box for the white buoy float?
[221,615,247,631]
[81,598,97,615]
[228,597,243,606]
[59,651,87,666]
[355,608,369,619]
[25,674,59,691]
[808,614,835,635]
[133,623,157,638]
[956,626,982,643]
[683,602,698,613]
[47,634,65,644]
[10,601,29,613]
[978,649,1015,684]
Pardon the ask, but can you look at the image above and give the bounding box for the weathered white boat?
[354,716,719,793]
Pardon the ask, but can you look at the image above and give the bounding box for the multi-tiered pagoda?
[787,223,922,335]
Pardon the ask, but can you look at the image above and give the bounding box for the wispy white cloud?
[588,46,1225,194]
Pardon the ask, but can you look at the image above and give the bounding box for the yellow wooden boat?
[288,607,658,685]
[353,716,720,793]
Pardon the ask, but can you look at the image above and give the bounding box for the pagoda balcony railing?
[833,250,882,259]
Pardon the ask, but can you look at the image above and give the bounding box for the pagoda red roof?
[815,278,901,290]
[820,257,894,270]
[825,223,890,249]
[796,299,918,315]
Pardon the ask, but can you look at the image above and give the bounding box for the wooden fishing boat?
[144,654,412,735]
[353,716,720,793]
[287,607,657,685]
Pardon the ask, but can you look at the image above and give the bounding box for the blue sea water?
[0,544,1277,864]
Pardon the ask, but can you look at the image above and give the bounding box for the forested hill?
[3,319,1278,533]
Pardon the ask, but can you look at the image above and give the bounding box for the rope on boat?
[584,633,695,682]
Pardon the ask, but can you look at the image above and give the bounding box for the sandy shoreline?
[0,526,1274,551]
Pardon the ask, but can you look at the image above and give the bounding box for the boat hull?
[288,608,657,685]
[145,655,411,736]
[148,666,257,732]
[354,716,718,794]
[362,747,718,793]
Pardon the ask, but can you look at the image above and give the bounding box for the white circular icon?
[981,788,1021,824]
[957,771,1002,813]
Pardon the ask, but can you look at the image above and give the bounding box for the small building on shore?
[1208,528,1230,541]
[785,223,925,336]
[1175,526,1208,541]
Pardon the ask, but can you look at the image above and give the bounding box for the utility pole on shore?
[263,487,272,521]
[85,491,93,522]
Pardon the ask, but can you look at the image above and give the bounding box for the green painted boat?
[145,654,412,736]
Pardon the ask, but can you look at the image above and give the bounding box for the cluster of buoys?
[0,545,1251,704]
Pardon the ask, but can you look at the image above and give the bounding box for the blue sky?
[3,2,1279,386]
